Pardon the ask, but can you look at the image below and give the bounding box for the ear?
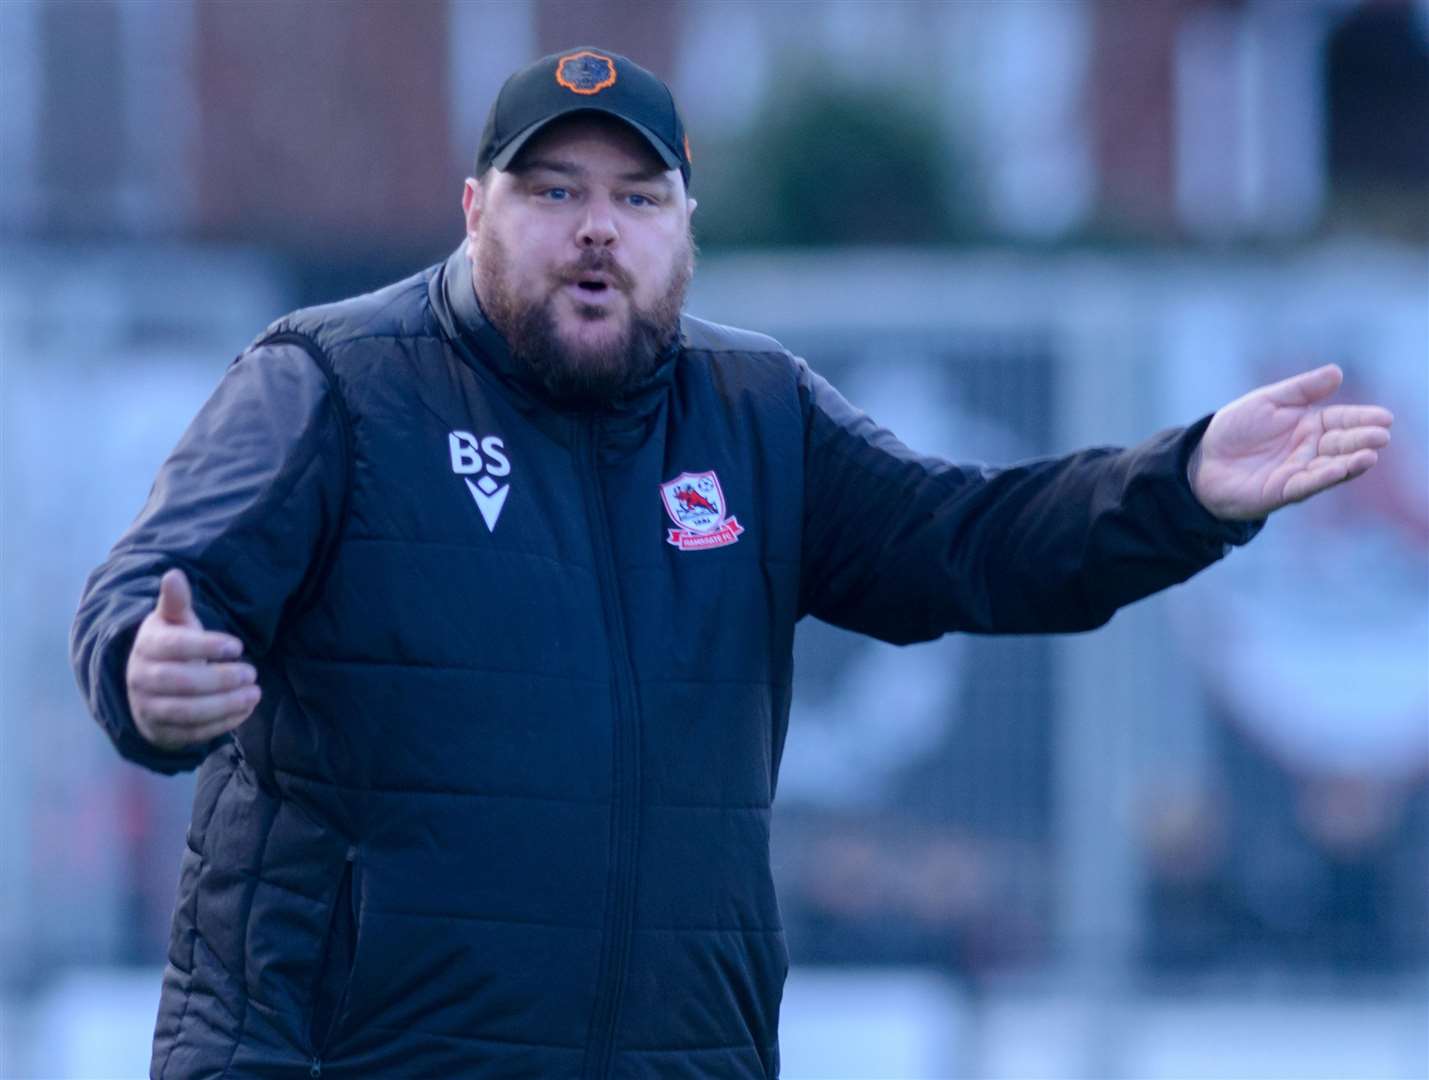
[462,177,484,240]
[685,196,697,224]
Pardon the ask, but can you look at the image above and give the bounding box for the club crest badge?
[556,51,617,96]
[660,470,744,551]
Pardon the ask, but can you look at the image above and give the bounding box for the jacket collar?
[431,241,680,420]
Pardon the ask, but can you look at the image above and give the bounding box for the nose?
[576,202,617,249]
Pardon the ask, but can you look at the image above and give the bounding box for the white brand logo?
[449,431,511,532]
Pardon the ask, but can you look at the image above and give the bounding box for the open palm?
[1190,364,1393,522]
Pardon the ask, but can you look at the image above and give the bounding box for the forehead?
[508,112,670,178]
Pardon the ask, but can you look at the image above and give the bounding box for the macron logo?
[449,431,511,532]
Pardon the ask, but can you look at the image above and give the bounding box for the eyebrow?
[514,158,583,178]
[619,166,674,189]
[515,158,675,191]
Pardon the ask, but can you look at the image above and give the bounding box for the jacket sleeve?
[70,339,349,774]
[795,359,1262,645]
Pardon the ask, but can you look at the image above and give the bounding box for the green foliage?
[695,79,968,249]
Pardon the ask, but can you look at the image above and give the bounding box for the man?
[72,47,1392,1080]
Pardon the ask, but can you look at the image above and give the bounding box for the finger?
[141,697,259,749]
[1321,404,1395,430]
[1318,426,1392,456]
[181,706,259,744]
[1265,364,1342,407]
[1283,449,1378,503]
[157,569,198,627]
[135,623,245,662]
[143,685,262,728]
[129,660,256,697]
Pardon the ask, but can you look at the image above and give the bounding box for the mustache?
[553,251,635,293]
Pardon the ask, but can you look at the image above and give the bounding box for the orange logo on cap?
[683,134,692,164]
[556,51,617,96]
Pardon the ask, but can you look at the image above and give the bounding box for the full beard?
[473,229,693,407]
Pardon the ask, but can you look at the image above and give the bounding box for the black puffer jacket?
[72,245,1259,1079]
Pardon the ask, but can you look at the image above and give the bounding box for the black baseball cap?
[475,47,691,186]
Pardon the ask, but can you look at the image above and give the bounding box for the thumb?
[1266,363,1342,407]
[156,568,199,626]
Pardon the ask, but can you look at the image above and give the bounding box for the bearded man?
[72,47,1392,1080]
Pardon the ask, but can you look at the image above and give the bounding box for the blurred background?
[2,1,1426,1077]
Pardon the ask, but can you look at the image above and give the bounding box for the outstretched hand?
[125,568,260,751]
[1189,364,1393,522]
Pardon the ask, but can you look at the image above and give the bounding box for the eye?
[539,187,570,202]
[626,193,658,209]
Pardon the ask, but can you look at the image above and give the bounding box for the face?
[462,113,697,405]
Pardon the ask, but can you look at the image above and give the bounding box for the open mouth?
[565,276,620,306]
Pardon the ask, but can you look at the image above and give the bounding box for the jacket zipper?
[577,419,643,1080]
[309,845,359,1078]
